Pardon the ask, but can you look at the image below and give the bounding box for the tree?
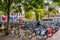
[0,0,12,29]
[0,11,3,16]
[0,0,7,14]
[22,0,44,21]
[53,0,60,6]
[46,7,58,18]
[6,0,11,29]
[34,8,44,21]
[0,0,45,28]
[25,10,33,19]
[52,9,58,16]
[46,11,50,18]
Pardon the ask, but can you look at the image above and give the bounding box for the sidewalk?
[47,28,60,40]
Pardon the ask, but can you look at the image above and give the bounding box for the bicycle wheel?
[25,31,32,39]
[9,30,15,38]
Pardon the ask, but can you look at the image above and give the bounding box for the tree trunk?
[6,0,11,29]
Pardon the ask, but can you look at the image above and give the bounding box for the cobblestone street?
[47,28,60,40]
[0,28,60,40]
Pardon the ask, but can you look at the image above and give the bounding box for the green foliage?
[34,8,44,20]
[53,0,60,2]
[46,11,50,18]
[48,7,55,12]
[46,7,58,18]
[53,0,60,6]
[10,4,15,11]
[0,11,3,15]
[0,0,47,20]
[25,10,33,19]
[44,2,50,6]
